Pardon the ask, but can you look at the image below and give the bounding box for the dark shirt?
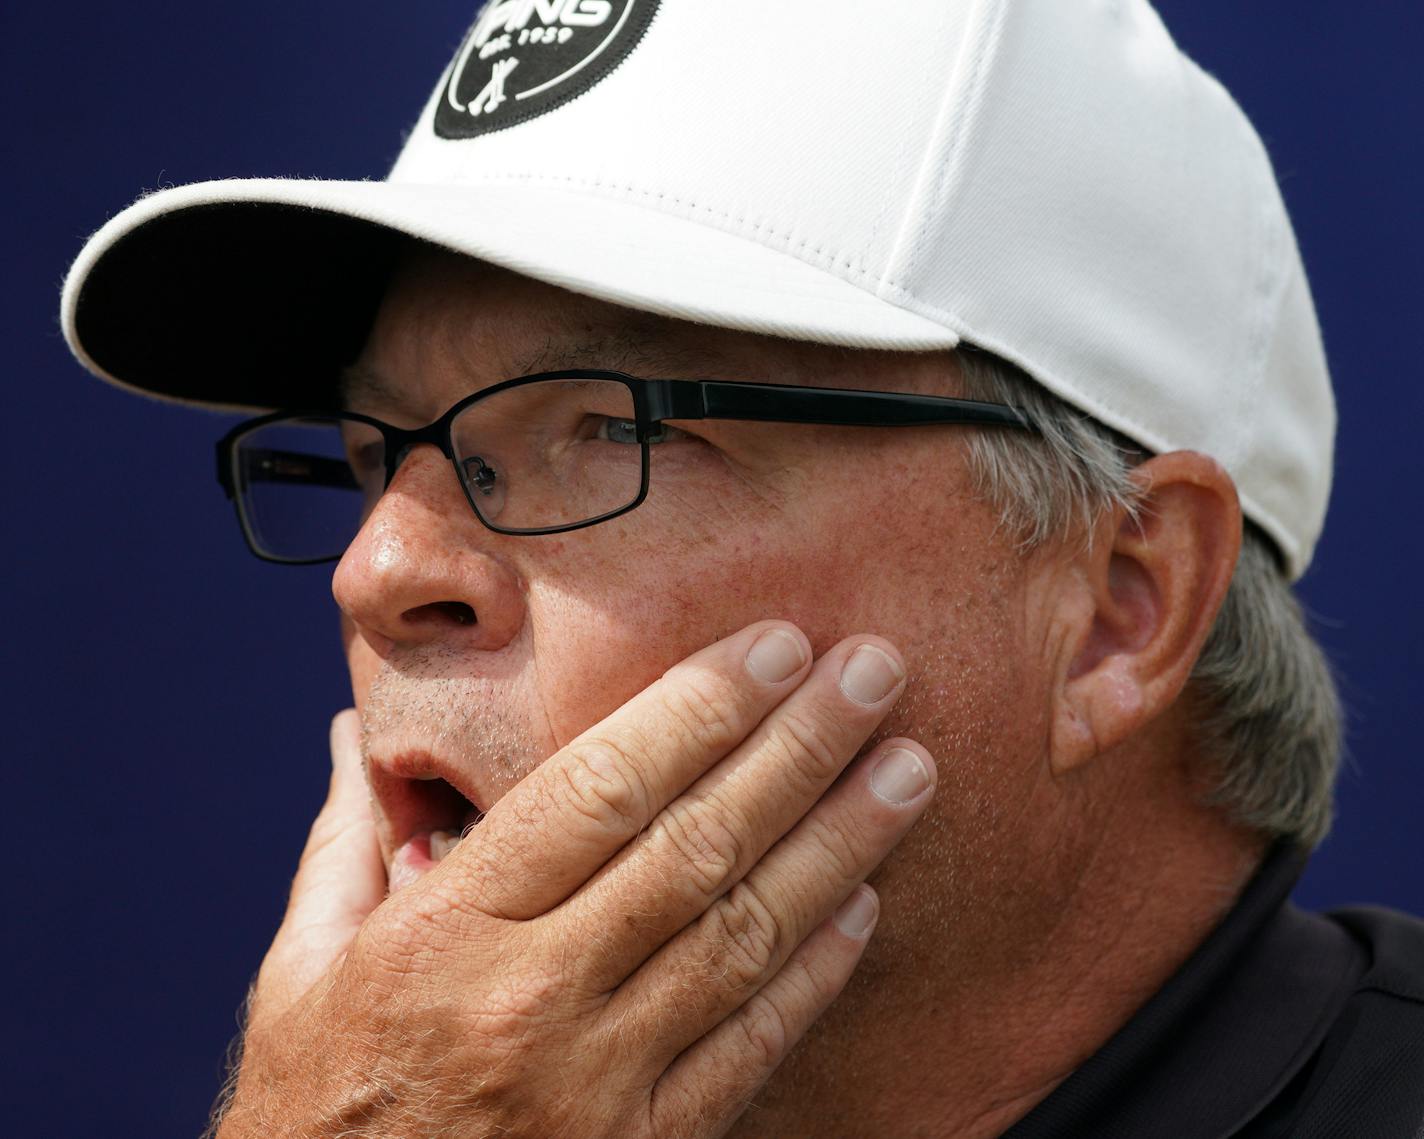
[1003,844,1424,1138]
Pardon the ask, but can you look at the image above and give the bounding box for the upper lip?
[367,749,490,856]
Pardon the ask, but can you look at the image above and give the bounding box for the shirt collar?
[1003,842,1366,1138]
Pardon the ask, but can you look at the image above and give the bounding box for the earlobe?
[1052,652,1146,775]
[1048,452,1241,777]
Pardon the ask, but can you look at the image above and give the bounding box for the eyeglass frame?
[216,368,1039,565]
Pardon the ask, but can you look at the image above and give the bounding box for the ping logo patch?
[435,0,661,140]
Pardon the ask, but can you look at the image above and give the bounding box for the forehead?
[344,244,962,408]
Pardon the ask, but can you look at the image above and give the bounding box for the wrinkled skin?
[217,250,1259,1139]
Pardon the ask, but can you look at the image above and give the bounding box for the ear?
[1049,451,1242,776]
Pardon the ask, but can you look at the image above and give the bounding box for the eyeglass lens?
[231,378,644,560]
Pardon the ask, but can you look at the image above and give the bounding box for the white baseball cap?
[60,0,1334,578]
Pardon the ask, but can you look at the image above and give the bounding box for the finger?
[443,620,815,920]
[561,638,908,990]
[253,710,385,1022]
[647,887,879,1139]
[603,739,932,1062]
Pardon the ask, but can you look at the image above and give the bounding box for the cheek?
[518,539,808,747]
[516,473,996,748]
[512,517,853,748]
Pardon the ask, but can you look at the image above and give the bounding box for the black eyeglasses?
[216,369,1037,564]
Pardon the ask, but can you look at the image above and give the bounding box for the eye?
[594,417,691,445]
[351,441,383,475]
[339,424,387,492]
[595,416,639,444]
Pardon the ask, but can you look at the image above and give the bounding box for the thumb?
[252,709,386,1021]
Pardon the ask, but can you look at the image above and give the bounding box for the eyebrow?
[337,362,398,410]
[516,325,712,374]
[338,327,737,411]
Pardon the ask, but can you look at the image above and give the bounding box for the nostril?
[405,600,476,627]
[437,601,475,626]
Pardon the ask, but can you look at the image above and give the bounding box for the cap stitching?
[443,170,900,283]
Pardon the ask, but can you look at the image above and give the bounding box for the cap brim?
[61,178,960,411]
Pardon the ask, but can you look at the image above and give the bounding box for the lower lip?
[389,831,437,893]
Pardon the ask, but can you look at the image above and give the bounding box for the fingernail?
[834,885,879,938]
[840,644,904,705]
[869,748,930,804]
[746,628,807,684]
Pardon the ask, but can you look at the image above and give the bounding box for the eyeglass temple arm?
[646,380,1037,431]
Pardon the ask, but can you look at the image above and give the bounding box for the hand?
[215,622,936,1138]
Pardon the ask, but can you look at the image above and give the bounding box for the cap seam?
[1237,184,1285,475]
[878,0,1005,293]
[1192,59,1282,477]
[862,41,947,287]
[887,0,1009,293]
[1250,167,1295,474]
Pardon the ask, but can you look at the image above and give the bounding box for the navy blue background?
[4,4,1421,1135]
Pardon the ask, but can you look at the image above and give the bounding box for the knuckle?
[349,917,433,986]
[648,1077,723,1139]
[470,965,566,1045]
[801,812,867,881]
[352,895,452,980]
[703,882,785,989]
[736,994,790,1071]
[787,949,839,1006]
[767,706,845,785]
[556,738,650,835]
[659,665,748,751]
[656,798,744,899]
[349,918,576,1060]
[351,885,490,984]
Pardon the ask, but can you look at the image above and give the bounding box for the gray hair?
[955,348,1341,848]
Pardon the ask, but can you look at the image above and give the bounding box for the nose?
[332,446,526,653]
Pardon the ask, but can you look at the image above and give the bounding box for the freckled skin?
[334,249,1263,1138]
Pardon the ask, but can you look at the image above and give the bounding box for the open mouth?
[369,755,490,887]
[416,775,487,863]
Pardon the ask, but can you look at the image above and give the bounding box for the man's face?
[334,247,1064,999]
